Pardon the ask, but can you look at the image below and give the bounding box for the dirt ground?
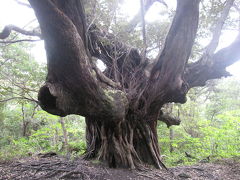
[0,155,239,180]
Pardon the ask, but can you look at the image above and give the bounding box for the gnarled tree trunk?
[85,112,165,169]
[27,0,240,169]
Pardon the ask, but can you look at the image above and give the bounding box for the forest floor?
[0,154,239,180]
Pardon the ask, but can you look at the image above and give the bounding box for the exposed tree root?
[1,156,239,180]
[0,156,174,180]
[1,157,103,180]
[85,116,167,169]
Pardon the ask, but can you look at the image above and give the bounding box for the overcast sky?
[0,0,239,77]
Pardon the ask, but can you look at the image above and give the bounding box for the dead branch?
[0,97,38,103]
[15,0,32,8]
[0,39,41,44]
[0,25,42,39]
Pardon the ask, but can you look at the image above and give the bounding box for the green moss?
[104,89,115,102]
[102,89,128,118]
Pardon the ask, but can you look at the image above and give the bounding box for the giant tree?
[1,0,240,169]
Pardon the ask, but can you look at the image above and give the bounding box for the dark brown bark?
[185,34,240,88]
[137,0,201,118]
[85,112,166,169]
[29,0,128,120]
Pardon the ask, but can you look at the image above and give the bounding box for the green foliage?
[0,41,87,161]
[0,138,33,161]
[68,141,86,155]
[0,112,86,160]
[158,77,240,167]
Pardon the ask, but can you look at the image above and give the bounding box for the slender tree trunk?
[54,128,59,147]
[169,127,174,153]
[59,117,69,152]
[21,104,29,137]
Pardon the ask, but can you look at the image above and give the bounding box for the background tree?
[0,0,240,169]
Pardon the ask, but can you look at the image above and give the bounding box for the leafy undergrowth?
[0,155,239,180]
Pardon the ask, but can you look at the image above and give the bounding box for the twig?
[0,97,38,103]
[14,0,32,8]
[0,39,41,44]
[59,171,85,179]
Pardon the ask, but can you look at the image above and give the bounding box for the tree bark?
[85,112,166,169]
[26,0,199,169]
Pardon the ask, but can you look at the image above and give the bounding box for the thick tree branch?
[53,1,144,88]
[29,0,128,118]
[185,0,238,88]
[0,25,42,39]
[186,33,240,87]
[52,0,88,49]
[138,0,200,115]
[150,0,200,90]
